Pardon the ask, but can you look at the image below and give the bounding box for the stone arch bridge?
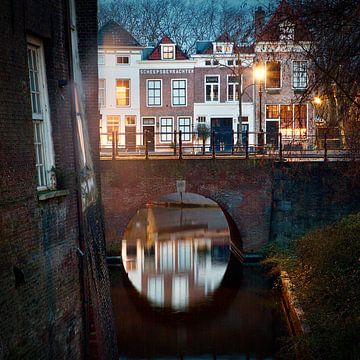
[100,159,360,254]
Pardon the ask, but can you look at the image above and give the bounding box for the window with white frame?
[116,56,129,64]
[147,80,162,106]
[178,117,191,141]
[98,54,105,65]
[265,104,307,137]
[172,79,187,106]
[106,115,120,142]
[266,61,281,89]
[293,61,308,89]
[198,116,206,123]
[160,118,173,142]
[227,76,240,101]
[162,45,175,60]
[205,76,219,102]
[160,241,174,270]
[125,115,136,125]
[178,241,192,271]
[27,39,54,190]
[98,79,105,108]
[116,79,130,106]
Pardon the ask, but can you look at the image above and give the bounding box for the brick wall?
[140,71,195,118]
[101,159,274,254]
[0,0,116,358]
[101,160,360,255]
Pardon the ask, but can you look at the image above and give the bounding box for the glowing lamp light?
[313,96,322,105]
[254,65,266,81]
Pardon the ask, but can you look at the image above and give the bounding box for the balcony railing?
[99,129,357,161]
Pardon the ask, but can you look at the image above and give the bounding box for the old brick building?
[0,0,117,359]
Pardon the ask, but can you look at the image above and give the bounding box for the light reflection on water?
[121,205,231,310]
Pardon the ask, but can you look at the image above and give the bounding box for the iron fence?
[99,129,357,161]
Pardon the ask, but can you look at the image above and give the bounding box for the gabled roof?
[195,33,242,55]
[195,41,212,54]
[214,33,233,43]
[145,35,188,60]
[98,21,141,47]
[256,0,312,42]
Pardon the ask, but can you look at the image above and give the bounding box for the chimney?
[255,6,266,36]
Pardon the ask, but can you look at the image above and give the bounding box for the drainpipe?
[64,0,90,357]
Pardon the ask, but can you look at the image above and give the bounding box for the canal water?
[109,195,288,359]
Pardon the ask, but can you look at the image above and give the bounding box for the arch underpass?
[101,159,273,254]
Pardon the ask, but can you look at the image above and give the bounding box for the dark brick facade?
[0,1,117,359]
[101,160,360,254]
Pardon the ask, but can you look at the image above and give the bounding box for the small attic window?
[279,21,295,41]
[162,45,175,60]
[214,43,233,54]
[116,56,129,64]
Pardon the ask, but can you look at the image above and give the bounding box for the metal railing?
[99,129,357,161]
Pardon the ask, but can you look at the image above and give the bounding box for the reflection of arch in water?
[119,192,244,320]
[116,252,243,325]
[122,192,243,257]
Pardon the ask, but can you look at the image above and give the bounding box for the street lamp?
[254,64,266,148]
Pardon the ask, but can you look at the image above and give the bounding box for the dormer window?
[213,43,233,54]
[162,45,175,60]
[279,21,295,41]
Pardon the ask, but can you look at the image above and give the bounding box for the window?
[125,115,136,125]
[106,115,120,142]
[266,61,281,89]
[160,118,173,142]
[293,61,308,89]
[279,21,295,41]
[178,117,191,141]
[205,76,219,102]
[143,118,155,125]
[160,241,174,270]
[205,60,211,66]
[227,60,234,66]
[147,80,162,106]
[198,116,206,123]
[116,79,130,106]
[227,76,240,102]
[98,54,105,65]
[265,104,307,137]
[178,241,192,271]
[162,45,175,60]
[172,275,189,310]
[148,276,164,306]
[116,56,129,64]
[98,79,105,108]
[172,79,187,106]
[27,39,54,189]
[266,105,280,119]
[213,60,219,66]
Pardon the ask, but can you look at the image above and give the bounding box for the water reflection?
[122,204,231,310]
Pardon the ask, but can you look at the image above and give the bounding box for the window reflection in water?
[121,205,230,310]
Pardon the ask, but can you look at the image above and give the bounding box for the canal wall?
[101,160,360,254]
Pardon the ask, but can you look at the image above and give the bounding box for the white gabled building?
[98,21,143,151]
[191,34,256,150]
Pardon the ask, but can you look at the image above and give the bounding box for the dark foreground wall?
[0,1,117,359]
[101,160,360,254]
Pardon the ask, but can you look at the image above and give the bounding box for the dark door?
[125,126,136,151]
[143,126,155,151]
[266,121,279,148]
[211,118,233,152]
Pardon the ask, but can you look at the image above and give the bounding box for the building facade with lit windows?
[98,21,144,151]
[139,35,196,152]
[191,34,257,150]
[253,0,315,149]
[98,0,315,153]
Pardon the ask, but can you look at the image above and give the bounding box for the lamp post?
[254,64,266,149]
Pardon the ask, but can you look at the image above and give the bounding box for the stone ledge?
[37,189,70,201]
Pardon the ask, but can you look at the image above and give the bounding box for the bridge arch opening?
[119,192,243,313]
